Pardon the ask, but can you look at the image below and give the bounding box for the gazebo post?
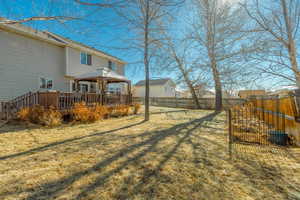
[75,80,80,93]
[127,80,132,104]
[96,78,101,104]
[96,78,100,94]
[98,79,106,105]
[102,80,107,105]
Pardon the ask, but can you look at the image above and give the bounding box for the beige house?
[133,79,176,97]
[0,22,127,101]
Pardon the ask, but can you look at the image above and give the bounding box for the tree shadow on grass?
[0,120,145,161]
[113,121,300,200]
[4,109,298,200]
[23,112,220,200]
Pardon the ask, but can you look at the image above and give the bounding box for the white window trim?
[80,52,92,65]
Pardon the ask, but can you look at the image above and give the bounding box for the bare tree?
[0,0,121,25]
[157,32,202,108]
[114,0,183,121]
[190,0,250,111]
[242,0,300,88]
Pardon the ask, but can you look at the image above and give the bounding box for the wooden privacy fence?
[133,97,245,110]
[229,94,300,147]
[1,91,132,120]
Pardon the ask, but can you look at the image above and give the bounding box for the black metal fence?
[228,94,300,158]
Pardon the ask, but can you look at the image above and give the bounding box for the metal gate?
[228,93,300,158]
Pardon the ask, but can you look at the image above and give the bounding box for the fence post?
[276,96,280,131]
[228,109,233,160]
[261,98,265,122]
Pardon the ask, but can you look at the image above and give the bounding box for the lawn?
[0,107,299,200]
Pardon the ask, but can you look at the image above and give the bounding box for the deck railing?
[0,91,132,120]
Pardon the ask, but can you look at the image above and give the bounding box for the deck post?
[56,91,60,109]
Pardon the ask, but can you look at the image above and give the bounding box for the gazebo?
[73,67,132,104]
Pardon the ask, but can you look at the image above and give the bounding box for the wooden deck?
[0,91,132,119]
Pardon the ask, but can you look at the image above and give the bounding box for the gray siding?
[66,47,125,77]
[0,30,68,101]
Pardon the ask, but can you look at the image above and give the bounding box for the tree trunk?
[187,81,201,109]
[211,62,222,111]
[205,2,222,111]
[281,0,300,87]
[177,61,201,108]
[144,0,150,121]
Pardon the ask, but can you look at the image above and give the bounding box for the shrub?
[72,102,93,123]
[28,105,45,124]
[107,106,114,117]
[121,105,130,116]
[17,107,30,121]
[71,102,109,123]
[17,105,62,126]
[133,103,141,114]
[39,106,62,127]
[94,104,109,119]
[111,104,130,117]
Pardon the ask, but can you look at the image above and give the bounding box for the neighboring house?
[175,90,185,98]
[0,22,127,101]
[238,90,266,99]
[179,84,215,98]
[267,86,298,97]
[134,78,176,97]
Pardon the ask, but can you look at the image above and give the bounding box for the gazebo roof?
[74,68,130,83]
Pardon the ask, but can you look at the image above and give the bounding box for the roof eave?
[0,24,65,47]
[0,23,127,65]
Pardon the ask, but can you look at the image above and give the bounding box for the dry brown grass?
[109,104,131,117]
[0,107,299,200]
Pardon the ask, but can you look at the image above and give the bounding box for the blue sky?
[0,0,176,84]
[0,0,297,91]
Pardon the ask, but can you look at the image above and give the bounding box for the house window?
[80,84,89,93]
[80,52,92,65]
[108,61,117,71]
[47,80,53,89]
[40,77,53,89]
[40,78,46,89]
[90,83,96,93]
[71,82,89,93]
